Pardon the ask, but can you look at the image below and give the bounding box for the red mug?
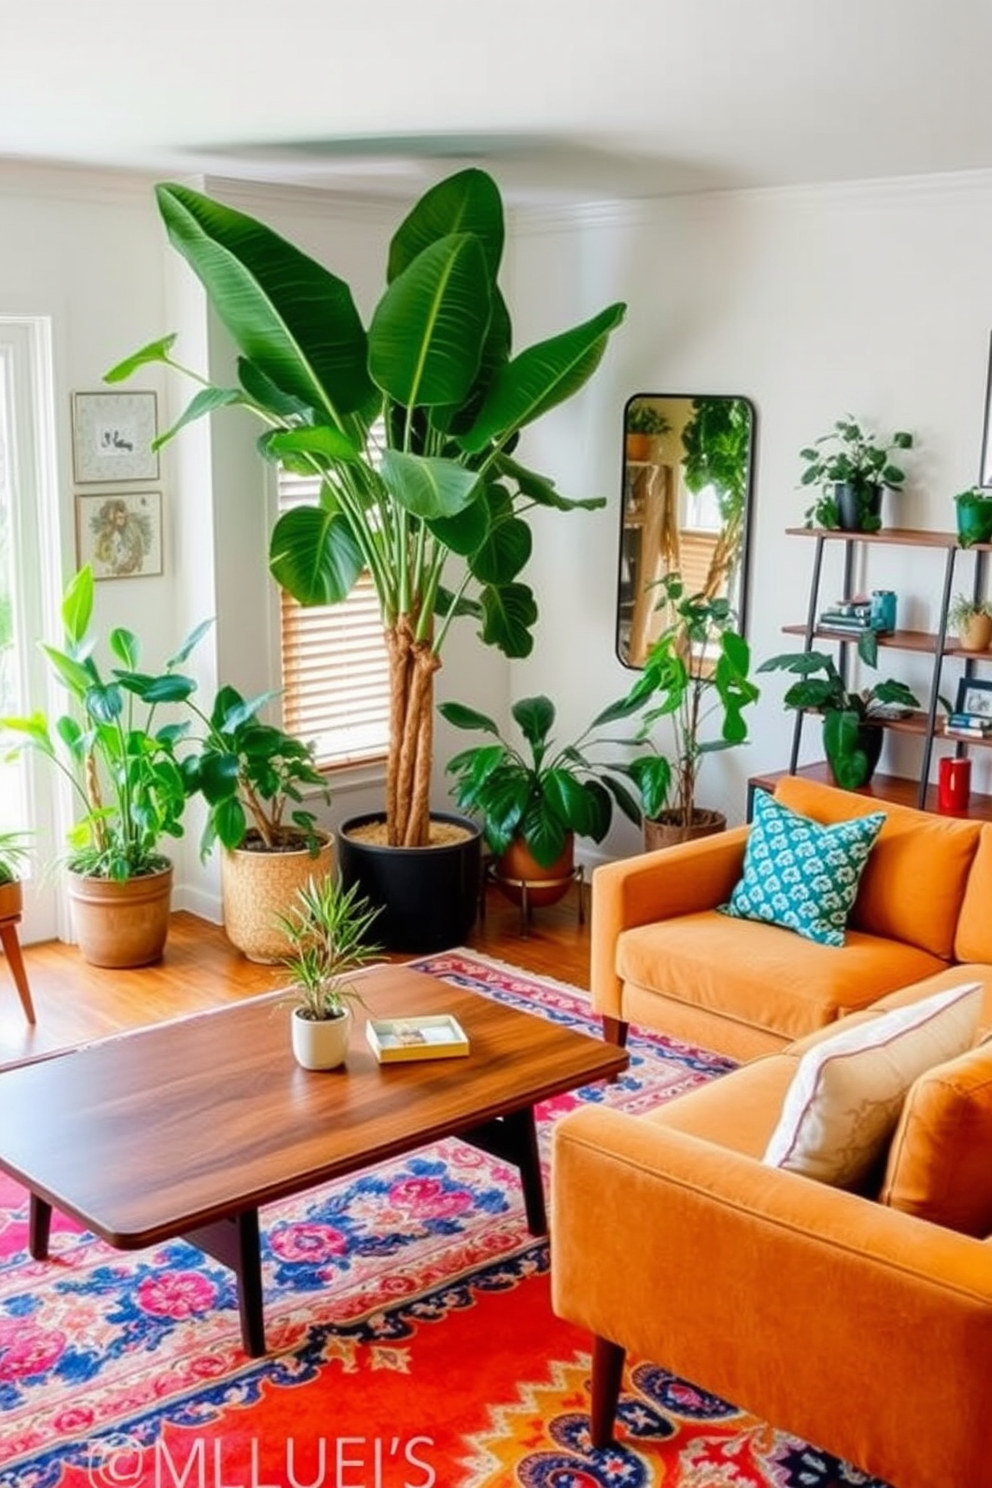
[938,756,972,813]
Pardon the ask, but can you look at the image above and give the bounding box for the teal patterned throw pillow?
[720,791,886,947]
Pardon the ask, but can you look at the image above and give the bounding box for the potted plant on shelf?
[625,400,672,461]
[0,566,204,967]
[618,574,759,848]
[277,873,383,1071]
[175,683,332,963]
[439,693,650,906]
[105,167,625,952]
[953,487,992,547]
[948,593,992,653]
[800,416,914,533]
[757,649,921,790]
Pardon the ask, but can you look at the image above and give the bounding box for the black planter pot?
[337,812,483,953]
[823,714,884,791]
[835,482,883,533]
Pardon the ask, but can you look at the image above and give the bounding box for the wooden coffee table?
[0,964,626,1354]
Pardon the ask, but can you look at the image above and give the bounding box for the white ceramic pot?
[290,1005,352,1070]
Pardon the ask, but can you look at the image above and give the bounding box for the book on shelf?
[366,1013,470,1063]
[946,712,992,732]
[817,612,872,633]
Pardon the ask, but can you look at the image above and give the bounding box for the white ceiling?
[5,0,992,204]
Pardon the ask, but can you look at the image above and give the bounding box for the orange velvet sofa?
[591,774,992,1062]
[551,778,992,1487]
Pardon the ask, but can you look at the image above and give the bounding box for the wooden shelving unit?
[775,525,992,817]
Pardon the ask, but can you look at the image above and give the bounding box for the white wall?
[5,159,992,922]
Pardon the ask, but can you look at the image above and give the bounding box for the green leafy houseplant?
[0,830,31,886]
[439,694,646,869]
[106,168,626,851]
[619,574,759,833]
[277,873,382,1023]
[953,487,992,547]
[177,684,330,859]
[947,592,992,652]
[757,649,920,790]
[626,401,672,437]
[1,566,203,880]
[800,416,914,532]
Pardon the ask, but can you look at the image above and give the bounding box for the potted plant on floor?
[175,683,333,962]
[800,416,914,533]
[0,566,205,966]
[278,873,383,1071]
[105,167,625,951]
[439,693,650,906]
[618,574,759,848]
[757,648,920,790]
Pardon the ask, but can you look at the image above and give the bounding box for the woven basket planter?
[221,831,334,964]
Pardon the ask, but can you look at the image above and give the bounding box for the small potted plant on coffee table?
[278,873,383,1071]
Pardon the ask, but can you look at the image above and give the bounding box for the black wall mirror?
[617,394,755,667]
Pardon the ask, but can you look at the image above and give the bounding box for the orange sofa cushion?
[880,1039,992,1236]
[773,776,982,960]
[954,825,992,964]
[616,910,944,1046]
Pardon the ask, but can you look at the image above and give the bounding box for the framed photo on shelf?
[71,391,159,483]
[955,675,992,719]
[76,491,163,580]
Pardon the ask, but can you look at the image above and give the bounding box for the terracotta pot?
[494,834,576,909]
[643,808,726,852]
[290,1004,352,1071]
[625,432,651,462]
[0,881,23,921]
[222,831,334,964]
[67,864,173,968]
[957,612,992,653]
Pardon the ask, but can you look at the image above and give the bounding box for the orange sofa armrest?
[590,825,749,1020]
[551,1106,992,1488]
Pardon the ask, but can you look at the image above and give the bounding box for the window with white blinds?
[277,469,390,771]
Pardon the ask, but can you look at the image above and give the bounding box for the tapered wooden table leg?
[29,1194,52,1259]
[0,916,35,1023]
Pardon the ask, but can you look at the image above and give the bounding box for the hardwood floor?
[0,877,593,1068]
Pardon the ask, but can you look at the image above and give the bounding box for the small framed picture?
[76,491,163,580]
[955,675,992,718]
[71,391,159,483]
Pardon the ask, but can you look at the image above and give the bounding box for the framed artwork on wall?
[71,391,159,483]
[76,491,163,580]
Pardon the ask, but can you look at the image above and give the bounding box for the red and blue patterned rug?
[0,950,889,1487]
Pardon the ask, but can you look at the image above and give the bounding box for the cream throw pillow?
[763,981,983,1188]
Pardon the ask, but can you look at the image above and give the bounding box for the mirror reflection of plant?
[627,401,672,436]
[620,574,759,831]
[681,396,752,601]
[277,873,383,1022]
[440,694,647,868]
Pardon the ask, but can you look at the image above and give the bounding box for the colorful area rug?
[0,950,889,1487]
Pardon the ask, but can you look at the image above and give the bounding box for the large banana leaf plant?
[107,168,625,848]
